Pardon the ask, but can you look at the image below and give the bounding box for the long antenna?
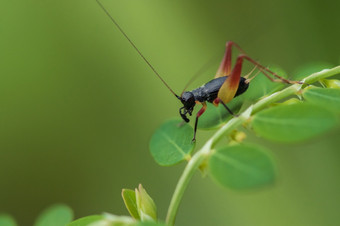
[95,0,180,99]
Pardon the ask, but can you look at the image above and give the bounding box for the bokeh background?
[1,0,340,225]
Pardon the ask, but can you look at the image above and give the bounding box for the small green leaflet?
[34,204,73,226]
[0,214,17,226]
[150,119,194,166]
[209,144,276,189]
[68,215,103,226]
[122,189,140,220]
[303,87,340,113]
[251,103,337,142]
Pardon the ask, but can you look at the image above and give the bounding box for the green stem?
[165,65,340,225]
[165,141,211,225]
[303,66,340,84]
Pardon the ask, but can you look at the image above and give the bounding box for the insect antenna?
[95,0,180,99]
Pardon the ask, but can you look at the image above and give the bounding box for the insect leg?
[213,98,237,116]
[216,41,247,78]
[218,52,302,105]
[192,102,207,142]
[241,55,303,84]
[216,41,302,85]
[217,55,245,104]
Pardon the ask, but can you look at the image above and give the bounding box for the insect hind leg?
[214,98,238,117]
[216,41,247,78]
[241,55,303,85]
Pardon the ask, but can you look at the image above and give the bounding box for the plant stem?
[165,141,211,225]
[165,65,340,225]
[303,66,340,84]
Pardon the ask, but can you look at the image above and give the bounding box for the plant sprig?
[159,65,340,225]
[1,66,339,226]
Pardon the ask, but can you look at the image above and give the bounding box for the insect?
[96,0,302,142]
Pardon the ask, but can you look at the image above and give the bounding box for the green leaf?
[150,119,194,166]
[198,66,286,129]
[209,144,276,189]
[94,213,135,225]
[322,79,340,89]
[34,204,73,226]
[135,184,157,222]
[68,215,103,226]
[122,189,140,220]
[0,214,17,226]
[303,87,340,112]
[251,103,337,142]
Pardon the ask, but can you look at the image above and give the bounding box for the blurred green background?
[1,0,340,225]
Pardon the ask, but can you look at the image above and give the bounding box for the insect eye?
[181,92,195,106]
